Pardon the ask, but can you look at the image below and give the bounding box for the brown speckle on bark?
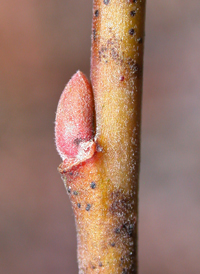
[86,204,91,211]
[67,187,71,194]
[123,222,135,237]
[90,182,96,189]
[111,48,119,59]
[110,191,134,216]
[95,10,99,17]
[114,227,121,234]
[128,0,137,3]
[122,268,128,274]
[89,261,96,270]
[96,143,103,152]
[103,0,110,5]
[129,28,135,35]
[127,58,140,76]
[93,29,96,41]
[130,10,136,17]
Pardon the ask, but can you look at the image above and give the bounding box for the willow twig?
[55,1,146,273]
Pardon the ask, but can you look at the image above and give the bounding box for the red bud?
[55,71,95,161]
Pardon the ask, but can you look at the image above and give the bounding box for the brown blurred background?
[0,1,200,273]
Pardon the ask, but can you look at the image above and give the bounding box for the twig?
[55,0,146,273]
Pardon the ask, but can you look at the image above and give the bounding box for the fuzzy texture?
[56,0,146,273]
[55,71,96,169]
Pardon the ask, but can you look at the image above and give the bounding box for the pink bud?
[55,71,95,161]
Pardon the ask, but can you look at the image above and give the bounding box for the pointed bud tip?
[55,71,95,161]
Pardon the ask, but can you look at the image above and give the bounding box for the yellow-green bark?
[57,0,146,273]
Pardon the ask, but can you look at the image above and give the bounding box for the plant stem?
[55,0,146,273]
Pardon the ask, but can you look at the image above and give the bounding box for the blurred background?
[0,0,200,273]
